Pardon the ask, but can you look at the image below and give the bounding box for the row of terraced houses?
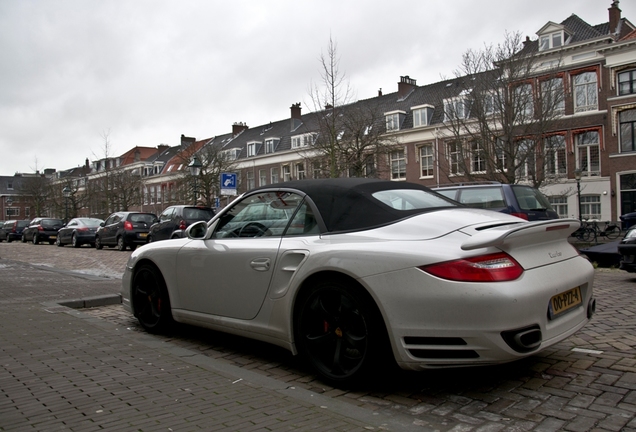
[1,2,636,224]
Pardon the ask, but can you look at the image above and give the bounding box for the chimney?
[398,76,416,99]
[85,158,90,170]
[180,134,196,148]
[609,0,621,37]
[523,35,531,48]
[134,148,141,162]
[157,144,169,153]
[232,122,248,137]
[378,88,383,97]
[290,103,302,131]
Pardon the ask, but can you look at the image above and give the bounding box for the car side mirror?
[186,221,207,240]
[100,222,105,227]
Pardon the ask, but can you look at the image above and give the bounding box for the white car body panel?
[121,185,594,373]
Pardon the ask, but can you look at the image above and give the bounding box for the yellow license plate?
[548,286,582,319]
[50,235,56,239]
[139,233,148,238]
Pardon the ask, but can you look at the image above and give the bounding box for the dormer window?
[291,133,316,149]
[247,142,260,157]
[222,148,241,161]
[443,96,470,121]
[411,105,434,127]
[539,32,563,51]
[264,138,279,154]
[385,110,406,131]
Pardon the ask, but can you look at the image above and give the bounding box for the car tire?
[56,236,63,247]
[7,238,12,243]
[32,234,39,245]
[147,235,153,243]
[132,264,173,333]
[72,234,80,248]
[95,236,103,250]
[129,244,137,251]
[21,234,26,243]
[117,236,126,251]
[293,278,391,385]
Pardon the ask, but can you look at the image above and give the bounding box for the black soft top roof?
[249,178,455,233]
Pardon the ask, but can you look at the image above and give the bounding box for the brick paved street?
[1,241,636,431]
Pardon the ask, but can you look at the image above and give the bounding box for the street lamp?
[574,168,582,223]
[62,186,71,223]
[188,156,202,206]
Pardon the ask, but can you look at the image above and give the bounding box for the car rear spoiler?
[460,219,580,251]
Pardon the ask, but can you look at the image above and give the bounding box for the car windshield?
[372,189,456,210]
[183,208,215,221]
[511,186,553,211]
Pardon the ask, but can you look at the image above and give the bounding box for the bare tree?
[440,31,571,188]
[18,173,50,217]
[306,37,394,179]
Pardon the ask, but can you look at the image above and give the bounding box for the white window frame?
[447,142,463,175]
[541,78,565,114]
[282,165,291,182]
[574,72,598,113]
[246,171,255,190]
[470,141,486,174]
[539,31,563,51]
[443,97,469,121]
[412,105,434,127]
[419,144,434,178]
[390,149,406,180]
[514,83,534,118]
[581,195,601,220]
[259,169,267,187]
[295,163,306,180]
[544,135,567,177]
[548,196,568,218]
[576,131,601,177]
[618,70,636,96]
[516,139,536,180]
[247,142,259,157]
[270,167,279,184]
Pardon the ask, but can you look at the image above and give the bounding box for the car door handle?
[250,258,271,272]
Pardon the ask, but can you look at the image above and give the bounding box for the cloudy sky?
[1,0,633,175]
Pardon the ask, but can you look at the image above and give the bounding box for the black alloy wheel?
[56,236,63,247]
[32,234,39,245]
[95,236,103,250]
[117,236,126,251]
[72,233,80,248]
[294,279,389,385]
[21,234,26,243]
[132,264,173,333]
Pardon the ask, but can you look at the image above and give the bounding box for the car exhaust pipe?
[587,297,596,319]
[501,325,542,353]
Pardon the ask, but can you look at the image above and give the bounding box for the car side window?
[212,192,303,238]
[284,203,319,236]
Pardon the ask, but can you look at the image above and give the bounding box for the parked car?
[0,222,6,242]
[433,182,559,221]
[96,212,158,251]
[620,212,636,231]
[3,220,30,243]
[121,178,594,385]
[56,217,104,248]
[618,227,636,273]
[148,205,216,243]
[22,217,65,244]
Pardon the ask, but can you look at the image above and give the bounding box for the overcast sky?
[1,0,633,175]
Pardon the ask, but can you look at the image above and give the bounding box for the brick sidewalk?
[0,258,412,431]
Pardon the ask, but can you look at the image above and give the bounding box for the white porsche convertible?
[122,178,595,384]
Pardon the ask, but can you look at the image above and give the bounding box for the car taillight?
[510,212,528,220]
[124,221,133,231]
[178,219,186,230]
[77,228,88,232]
[419,252,523,282]
[37,225,44,231]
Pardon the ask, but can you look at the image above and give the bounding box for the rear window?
[17,221,29,228]
[41,219,64,228]
[511,186,553,211]
[129,214,157,224]
[183,208,215,221]
[372,189,457,210]
[457,187,506,209]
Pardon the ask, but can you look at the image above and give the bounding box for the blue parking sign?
[221,173,237,196]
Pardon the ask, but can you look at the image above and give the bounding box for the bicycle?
[575,220,621,242]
